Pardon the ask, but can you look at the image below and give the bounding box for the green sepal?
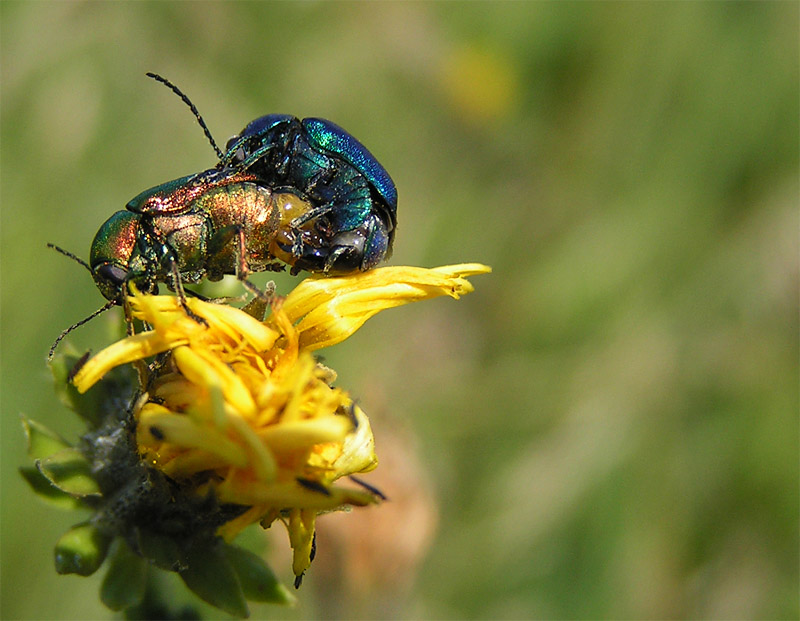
[179,538,249,618]
[21,415,71,459]
[50,352,102,427]
[19,466,82,509]
[225,544,295,605]
[135,528,183,571]
[20,417,82,507]
[50,351,136,428]
[36,447,101,497]
[121,568,204,621]
[54,522,112,576]
[101,540,148,611]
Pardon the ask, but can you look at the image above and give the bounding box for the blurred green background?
[1,2,797,619]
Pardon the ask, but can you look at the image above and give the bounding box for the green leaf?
[179,538,249,618]
[37,447,101,497]
[225,544,295,605]
[135,528,183,571]
[19,466,82,509]
[20,415,72,459]
[54,522,112,576]
[101,540,148,611]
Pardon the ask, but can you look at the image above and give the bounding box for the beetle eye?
[96,263,128,285]
[225,135,239,152]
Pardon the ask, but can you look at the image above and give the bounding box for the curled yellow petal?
[283,263,491,350]
[73,331,180,393]
[332,405,378,476]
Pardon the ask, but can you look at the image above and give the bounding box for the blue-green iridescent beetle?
[221,114,397,275]
[48,73,398,359]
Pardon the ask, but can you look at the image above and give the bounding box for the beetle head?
[89,211,143,301]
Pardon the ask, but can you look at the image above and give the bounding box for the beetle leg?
[167,257,208,326]
[290,203,335,228]
[303,159,337,195]
[119,286,155,387]
[276,131,303,177]
[182,288,211,302]
[206,225,278,299]
[276,150,293,177]
[226,139,277,170]
[323,245,350,273]
[235,225,249,278]
[240,278,274,303]
[121,290,136,336]
[231,225,274,303]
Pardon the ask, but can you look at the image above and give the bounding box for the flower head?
[62,264,489,594]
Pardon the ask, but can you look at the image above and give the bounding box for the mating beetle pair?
[50,74,398,358]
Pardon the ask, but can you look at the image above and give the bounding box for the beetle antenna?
[47,243,91,273]
[145,72,224,160]
[48,299,117,361]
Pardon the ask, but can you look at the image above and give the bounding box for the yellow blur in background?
[1,2,797,619]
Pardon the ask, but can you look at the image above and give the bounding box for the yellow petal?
[431,263,494,278]
[137,403,248,468]
[226,410,277,482]
[288,508,316,578]
[216,505,270,542]
[332,405,378,476]
[214,476,377,510]
[129,294,202,339]
[73,331,181,393]
[157,450,231,478]
[278,353,317,423]
[173,347,257,417]
[257,417,353,454]
[186,298,279,352]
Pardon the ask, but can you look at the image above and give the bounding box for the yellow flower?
[72,263,490,581]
